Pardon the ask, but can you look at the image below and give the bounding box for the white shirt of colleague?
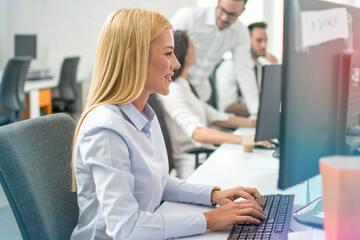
[215,56,273,112]
[158,77,230,179]
[71,103,215,240]
[171,7,259,114]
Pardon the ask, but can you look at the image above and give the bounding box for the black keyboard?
[227,194,294,240]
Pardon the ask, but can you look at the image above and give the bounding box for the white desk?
[24,78,58,118]
[0,70,58,119]
[156,128,325,239]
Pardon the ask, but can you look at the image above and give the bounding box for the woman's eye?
[166,52,173,56]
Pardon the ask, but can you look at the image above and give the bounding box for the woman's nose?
[172,56,181,70]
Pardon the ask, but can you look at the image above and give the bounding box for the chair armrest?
[185,147,215,169]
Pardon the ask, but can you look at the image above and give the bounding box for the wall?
[263,0,283,63]
[0,1,8,67]
[0,0,196,103]
[326,0,360,5]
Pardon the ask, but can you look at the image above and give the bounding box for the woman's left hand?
[211,186,264,207]
[255,140,275,149]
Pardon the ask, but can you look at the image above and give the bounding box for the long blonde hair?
[71,9,171,191]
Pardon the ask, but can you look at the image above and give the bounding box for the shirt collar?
[119,103,155,132]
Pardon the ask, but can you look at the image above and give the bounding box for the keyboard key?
[267,218,275,224]
[263,233,271,238]
[231,233,239,239]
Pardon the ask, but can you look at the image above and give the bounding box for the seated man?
[249,22,278,87]
[215,21,278,116]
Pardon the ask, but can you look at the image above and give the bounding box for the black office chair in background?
[0,56,32,126]
[206,60,224,109]
[147,94,214,172]
[52,57,80,113]
[0,113,78,240]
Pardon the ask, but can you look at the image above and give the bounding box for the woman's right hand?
[203,200,266,230]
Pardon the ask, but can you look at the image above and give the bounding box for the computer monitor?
[255,64,282,142]
[279,0,360,190]
[14,34,37,59]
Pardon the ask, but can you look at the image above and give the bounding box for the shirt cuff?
[178,182,214,206]
[163,177,214,206]
[184,122,207,139]
[161,212,207,239]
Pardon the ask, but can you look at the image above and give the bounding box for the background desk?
[24,78,58,118]
[156,128,325,239]
[0,69,58,119]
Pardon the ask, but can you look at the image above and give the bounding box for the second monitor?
[255,64,282,142]
[14,34,37,59]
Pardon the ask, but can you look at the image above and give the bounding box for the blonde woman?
[71,9,265,240]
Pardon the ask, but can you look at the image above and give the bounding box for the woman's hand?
[255,140,275,149]
[248,118,256,127]
[203,200,266,230]
[211,186,264,207]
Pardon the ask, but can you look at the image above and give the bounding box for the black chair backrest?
[207,59,223,109]
[147,94,174,171]
[0,113,79,240]
[59,57,80,102]
[0,56,31,111]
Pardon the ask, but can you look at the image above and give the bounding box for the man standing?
[171,0,259,115]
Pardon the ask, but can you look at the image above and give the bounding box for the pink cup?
[320,155,360,240]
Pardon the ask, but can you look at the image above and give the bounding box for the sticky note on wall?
[301,8,349,48]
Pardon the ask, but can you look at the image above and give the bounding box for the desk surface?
[1,69,83,93]
[156,127,324,239]
[0,69,58,92]
[24,78,58,92]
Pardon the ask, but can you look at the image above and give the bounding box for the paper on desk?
[288,229,325,240]
[288,231,312,240]
[289,204,313,232]
[287,203,326,240]
[301,8,349,48]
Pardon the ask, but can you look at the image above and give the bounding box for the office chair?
[52,57,80,113]
[0,113,78,240]
[207,59,224,109]
[147,94,214,171]
[0,56,32,126]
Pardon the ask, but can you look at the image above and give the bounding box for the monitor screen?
[278,0,360,189]
[14,34,37,59]
[255,64,282,142]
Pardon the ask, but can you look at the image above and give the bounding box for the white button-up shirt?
[171,7,259,114]
[158,77,229,164]
[215,58,242,112]
[215,56,274,112]
[71,103,214,240]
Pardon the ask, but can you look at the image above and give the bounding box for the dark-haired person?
[248,21,278,85]
[216,21,278,116]
[171,0,259,117]
[158,30,272,180]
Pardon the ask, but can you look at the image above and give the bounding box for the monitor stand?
[272,148,280,158]
[271,140,280,158]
